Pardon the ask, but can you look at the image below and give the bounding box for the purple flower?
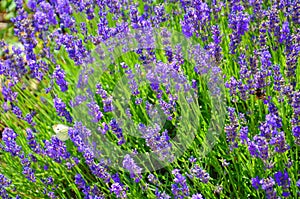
[191,193,203,199]
[248,135,269,160]
[12,105,23,119]
[103,96,114,112]
[0,174,12,187]
[47,191,56,199]
[26,128,42,154]
[274,170,290,190]
[148,173,160,186]
[24,111,36,126]
[53,65,68,92]
[96,84,108,98]
[75,173,97,197]
[53,97,73,123]
[122,154,142,183]
[224,107,239,149]
[155,188,171,199]
[171,169,190,199]
[69,122,90,153]
[228,4,250,53]
[279,21,290,43]
[75,174,88,190]
[87,101,103,123]
[189,164,210,183]
[0,174,12,198]
[98,122,109,135]
[27,0,37,11]
[89,161,111,182]
[208,25,222,62]
[269,131,290,153]
[260,177,277,199]
[239,126,249,144]
[112,173,122,184]
[44,137,70,163]
[151,5,168,27]
[110,119,125,145]
[2,85,18,102]
[1,128,22,156]
[251,176,261,190]
[110,183,127,198]
[189,156,197,163]
[272,64,285,92]
[138,123,173,161]
[70,95,87,107]
[22,166,36,182]
[82,147,95,165]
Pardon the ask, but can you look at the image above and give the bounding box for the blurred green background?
[0,0,16,40]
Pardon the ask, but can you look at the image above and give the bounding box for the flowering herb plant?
[0,0,300,199]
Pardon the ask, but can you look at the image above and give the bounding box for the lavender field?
[0,0,299,198]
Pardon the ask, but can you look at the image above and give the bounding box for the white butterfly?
[53,124,70,141]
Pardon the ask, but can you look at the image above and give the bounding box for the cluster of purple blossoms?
[225,77,239,102]
[188,164,210,184]
[248,135,269,161]
[0,128,22,157]
[171,169,190,199]
[123,67,140,96]
[68,122,111,182]
[110,182,127,199]
[68,122,90,153]
[228,3,250,54]
[109,119,125,145]
[54,33,90,66]
[43,137,70,163]
[252,176,277,199]
[87,101,103,123]
[291,92,300,145]
[228,50,274,102]
[159,99,176,121]
[109,173,127,198]
[260,102,289,153]
[9,104,36,126]
[1,84,18,104]
[0,174,13,199]
[0,0,299,198]
[96,84,114,112]
[22,165,36,183]
[122,154,142,183]
[147,173,161,186]
[138,123,173,162]
[53,97,73,123]
[272,64,285,101]
[11,105,22,119]
[0,43,27,83]
[191,193,204,199]
[224,107,239,150]
[97,122,110,135]
[53,65,68,92]
[208,25,222,63]
[181,0,211,40]
[70,95,87,107]
[151,5,168,27]
[1,128,39,184]
[26,128,42,154]
[274,170,291,197]
[75,174,104,198]
[155,188,171,199]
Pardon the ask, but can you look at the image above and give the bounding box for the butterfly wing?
[53,124,70,141]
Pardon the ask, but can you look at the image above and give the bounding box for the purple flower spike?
[122,154,142,183]
[53,65,68,92]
